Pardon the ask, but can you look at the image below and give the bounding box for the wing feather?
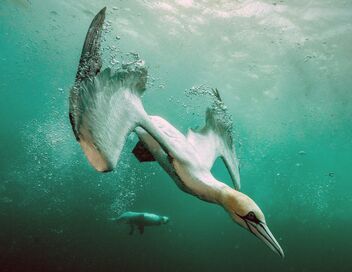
[187,89,241,189]
[69,8,150,172]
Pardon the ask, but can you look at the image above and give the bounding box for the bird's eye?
[245,211,262,224]
[236,212,260,224]
[248,212,255,218]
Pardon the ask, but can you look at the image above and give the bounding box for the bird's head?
[221,188,284,258]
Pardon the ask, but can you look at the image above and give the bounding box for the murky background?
[1,0,352,271]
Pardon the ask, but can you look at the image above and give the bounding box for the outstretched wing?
[186,89,241,190]
[69,8,148,172]
[69,66,148,172]
[69,7,106,142]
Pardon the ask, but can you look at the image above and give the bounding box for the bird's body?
[134,118,232,205]
[69,7,284,258]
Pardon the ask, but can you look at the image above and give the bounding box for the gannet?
[133,91,284,258]
[112,211,169,235]
[69,7,284,257]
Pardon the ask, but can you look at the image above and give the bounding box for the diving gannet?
[112,211,169,235]
[133,89,284,258]
[69,7,284,257]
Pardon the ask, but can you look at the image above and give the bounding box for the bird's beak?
[246,220,284,258]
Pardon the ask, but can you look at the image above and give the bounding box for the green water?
[1,0,352,271]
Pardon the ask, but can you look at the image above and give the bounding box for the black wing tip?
[92,7,107,26]
[98,7,107,18]
[211,88,222,102]
[75,7,107,82]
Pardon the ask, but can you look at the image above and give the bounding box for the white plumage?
[69,7,284,258]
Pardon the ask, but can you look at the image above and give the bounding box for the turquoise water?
[1,0,352,271]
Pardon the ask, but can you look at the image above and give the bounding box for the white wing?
[69,8,150,172]
[186,89,241,190]
[69,66,148,172]
[135,89,241,190]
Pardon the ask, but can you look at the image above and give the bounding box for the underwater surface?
[1,0,352,271]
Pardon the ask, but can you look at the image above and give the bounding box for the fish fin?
[132,141,156,162]
[138,225,145,234]
[129,224,135,235]
[114,216,126,224]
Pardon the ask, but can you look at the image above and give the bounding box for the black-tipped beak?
[246,221,284,258]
